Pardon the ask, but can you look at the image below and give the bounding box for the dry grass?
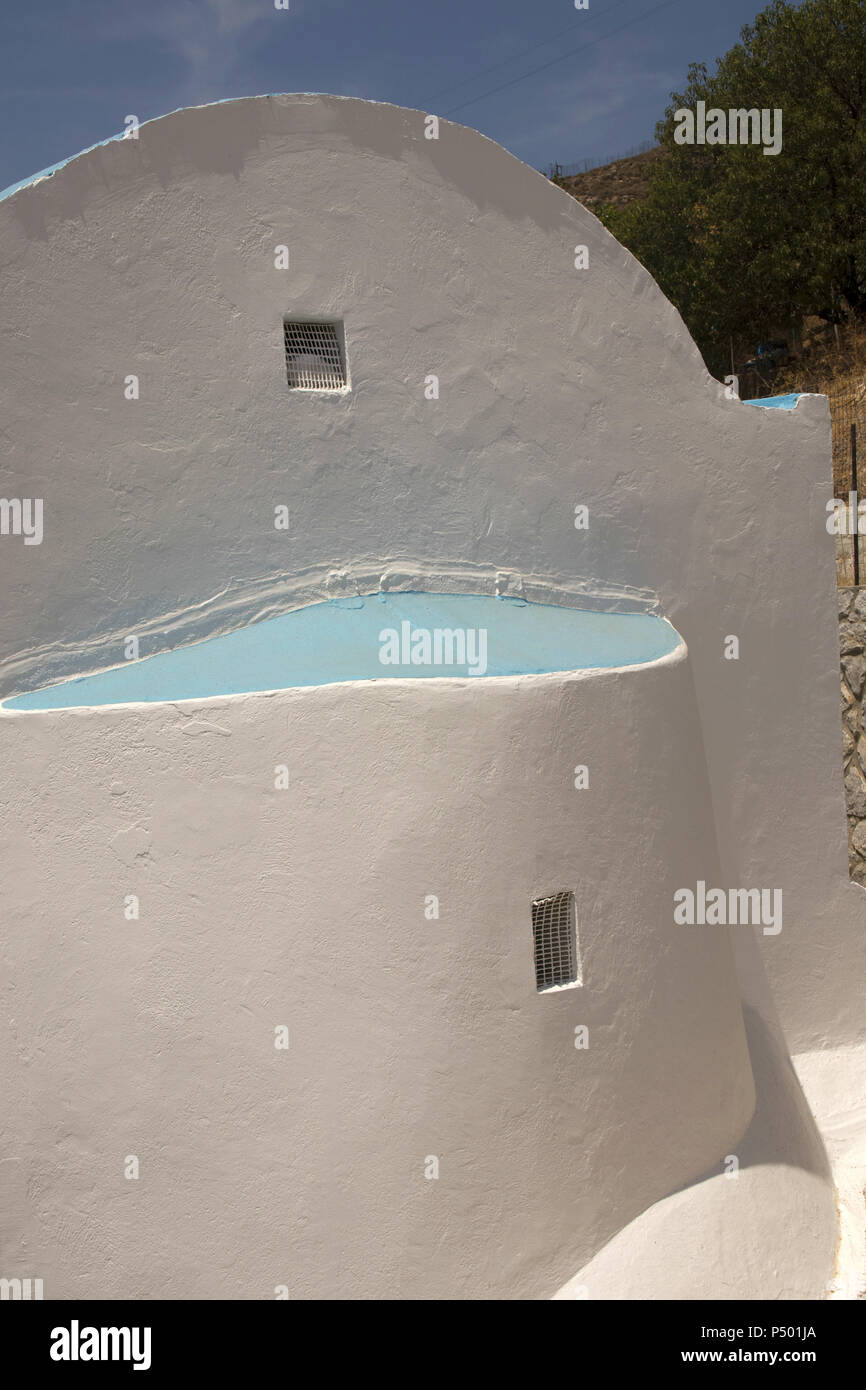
[558,146,666,214]
[772,320,866,397]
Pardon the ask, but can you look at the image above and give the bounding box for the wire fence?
[825,382,866,585]
[544,140,655,180]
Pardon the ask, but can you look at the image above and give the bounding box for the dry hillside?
[557,145,666,213]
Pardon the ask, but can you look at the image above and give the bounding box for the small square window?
[532,890,580,991]
[283,320,347,391]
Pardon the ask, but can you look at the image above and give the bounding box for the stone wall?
[839,588,866,883]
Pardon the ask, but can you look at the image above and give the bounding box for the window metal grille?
[532,890,579,991]
[283,320,347,391]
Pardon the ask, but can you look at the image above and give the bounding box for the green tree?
[600,0,866,377]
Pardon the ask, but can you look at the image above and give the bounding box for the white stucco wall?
[0,94,858,1298]
[0,95,859,1048]
[3,643,762,1299]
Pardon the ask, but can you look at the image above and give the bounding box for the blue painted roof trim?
[0,132,128,202]
[0,94,289,204]
[742,392,803,410]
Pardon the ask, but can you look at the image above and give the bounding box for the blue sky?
[1,0,775,189]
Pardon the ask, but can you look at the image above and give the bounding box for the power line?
[422,0,637,108]
[441,0,689,118]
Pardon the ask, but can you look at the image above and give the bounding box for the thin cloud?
[99,0,277,108]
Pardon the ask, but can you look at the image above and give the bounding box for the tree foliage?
[600,0,866,377]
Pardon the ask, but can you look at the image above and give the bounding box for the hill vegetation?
[558,0,866,385]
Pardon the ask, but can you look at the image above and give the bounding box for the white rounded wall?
[0,96,860,1052]
[2,641,757,1299]
[0,94,858,1298]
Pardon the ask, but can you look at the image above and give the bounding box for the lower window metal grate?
[532,890,579,990]
[283,320,347,391]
